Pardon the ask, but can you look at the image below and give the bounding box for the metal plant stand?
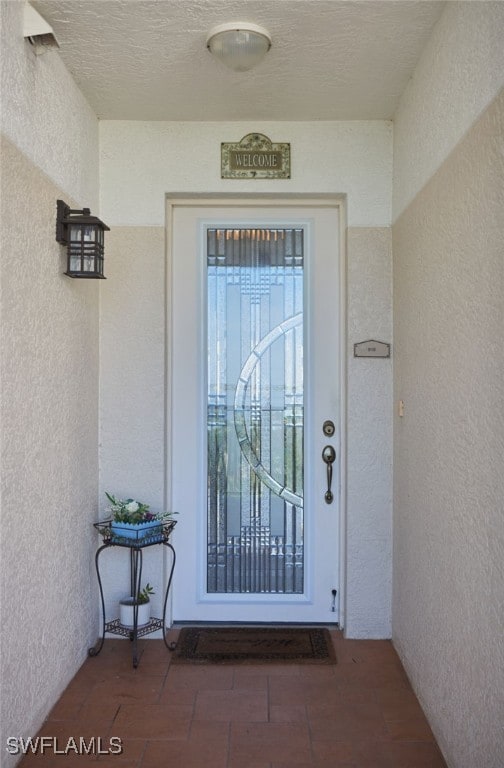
[88,520,177,668]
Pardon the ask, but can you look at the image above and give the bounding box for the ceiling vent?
[23,3,59,54]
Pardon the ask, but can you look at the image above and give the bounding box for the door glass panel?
[207,228,304,594]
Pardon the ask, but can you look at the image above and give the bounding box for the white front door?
[168,200,342,624]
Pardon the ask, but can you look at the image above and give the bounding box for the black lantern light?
[56,199,110,278]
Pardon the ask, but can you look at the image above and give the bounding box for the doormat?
[170,626,337,664]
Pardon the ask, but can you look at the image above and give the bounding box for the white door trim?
[164,194,347,629]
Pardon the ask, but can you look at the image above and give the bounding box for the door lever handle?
[322,445,336,503]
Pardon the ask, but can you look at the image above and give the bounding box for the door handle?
[322,445,336,503]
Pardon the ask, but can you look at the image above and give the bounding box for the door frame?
[165,194,347,628]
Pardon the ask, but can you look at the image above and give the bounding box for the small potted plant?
[119,583,155,628]
[105,492,175,542]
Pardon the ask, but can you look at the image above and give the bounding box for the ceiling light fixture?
[206,22,271,72]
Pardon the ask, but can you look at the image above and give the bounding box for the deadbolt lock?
[322,420,335,437]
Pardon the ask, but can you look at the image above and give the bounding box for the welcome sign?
[221,133,291,179]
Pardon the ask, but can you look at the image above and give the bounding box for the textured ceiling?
[32,0,445,121]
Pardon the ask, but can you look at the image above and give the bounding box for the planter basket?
[110,520,162,543]
[93,519,176,548]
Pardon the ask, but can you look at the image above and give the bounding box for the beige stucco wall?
[99,120,392,228]
[98,227,168,623]
[99,117,395,639]
[346,227,392,637]
[0,4,100,764]
[393,0,504,221]
[98,124,394,639]
[392,6,504,764]
[0,135,100,767]
[99,119,394,638]
[0,1,99,209]
[393,85,504,768]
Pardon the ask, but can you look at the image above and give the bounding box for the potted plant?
[105,492,175,542]
[119,583,155,628]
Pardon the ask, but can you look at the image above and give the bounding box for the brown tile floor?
[18,630,447,767]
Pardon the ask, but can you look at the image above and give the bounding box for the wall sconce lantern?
[56,199,109,278]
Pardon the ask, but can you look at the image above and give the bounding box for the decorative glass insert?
[207,228,304,593]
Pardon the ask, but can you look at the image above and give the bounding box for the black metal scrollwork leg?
[130,547,143,667]
[88,542,111,657]
[162,542,177,650]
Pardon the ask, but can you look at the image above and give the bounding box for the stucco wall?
[346,228,392,637]
[99,120,391,228]
[0,0,98,209]
[98,227,168,623]
[0,4,99,765]
[99,121,393,638]
[393,0,504,220]
[392,3,504,765]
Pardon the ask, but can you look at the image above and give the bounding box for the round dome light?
[206,22,271,72]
